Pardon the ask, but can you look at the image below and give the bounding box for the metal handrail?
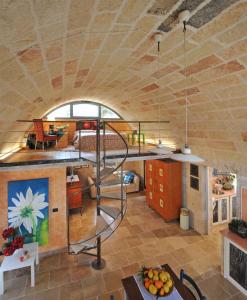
[68,120,129,260]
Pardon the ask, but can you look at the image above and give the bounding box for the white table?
[0,242,39,295]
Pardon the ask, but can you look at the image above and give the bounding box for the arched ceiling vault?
[1,0,247,173]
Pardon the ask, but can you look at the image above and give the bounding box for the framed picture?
[8,178,49,246]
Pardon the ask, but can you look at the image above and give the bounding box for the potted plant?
[1,227,24,256]
[222,174,235,191]
[228,219,247,238]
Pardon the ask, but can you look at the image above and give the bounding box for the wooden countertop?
[220,228,247,252]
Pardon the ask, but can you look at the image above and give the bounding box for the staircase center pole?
[121,164,124,219]
[92,119,105,270]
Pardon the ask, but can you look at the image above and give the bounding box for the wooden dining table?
[121,264,194,300]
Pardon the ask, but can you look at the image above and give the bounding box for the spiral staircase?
[67,121,128,269]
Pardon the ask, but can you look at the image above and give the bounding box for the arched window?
[46,101,121,120]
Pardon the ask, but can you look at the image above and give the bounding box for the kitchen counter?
[220,228,247,296]
[220,228,247,252]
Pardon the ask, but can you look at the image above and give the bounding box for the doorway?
[208,168,238,234]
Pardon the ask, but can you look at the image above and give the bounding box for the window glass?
[47,105,70,120]
[73,103,99,117]
[101,106,119,119]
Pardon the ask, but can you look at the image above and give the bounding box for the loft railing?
[0,119,171,166]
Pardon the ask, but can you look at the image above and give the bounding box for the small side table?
[0,242,39,295]
[67,175,83,215]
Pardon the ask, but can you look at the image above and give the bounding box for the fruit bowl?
[139,267,174,298]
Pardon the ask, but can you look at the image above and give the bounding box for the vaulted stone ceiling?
[1,0,247,172]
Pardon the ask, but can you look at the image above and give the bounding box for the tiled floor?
[1,193,246,300]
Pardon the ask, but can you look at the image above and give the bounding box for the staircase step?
[69,240,96,254]
[99,205,121,220]
[101,191,127,200]
[96,215,114,240]
[100,227,114,240]
[96,215,111,235]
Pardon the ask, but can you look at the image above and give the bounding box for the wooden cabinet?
[67,176,83,214]
[146,159,182,221]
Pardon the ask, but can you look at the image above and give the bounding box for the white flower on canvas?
[8,187,48,234]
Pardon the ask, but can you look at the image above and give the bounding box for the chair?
[33,119,59,150]
[127,130,145,145]
[180,269,206,300]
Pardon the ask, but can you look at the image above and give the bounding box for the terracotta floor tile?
[103,252,129,270]
[126,224,144,235]
[70,264,93,281]
[99,289,124,300]
[103,269,124,292]
[126,235,143,248]
[39,254,60,272]
[0,276,27,300]
[155,253,180,270]
[172,248,194,265]
[124,247,145,264]
[82,275,105,299]
[34,287,60,300]
[49,266,71,288]
[60,281,84,300]
[121,263,140,277]
[166,237,189,249]
[25,271,49,295]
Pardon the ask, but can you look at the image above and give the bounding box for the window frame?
[190,164,199,191]
[45,100,122,120]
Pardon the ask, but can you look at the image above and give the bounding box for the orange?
[154,280,163,289]
[145,281,151,289]
[159,288,165,296]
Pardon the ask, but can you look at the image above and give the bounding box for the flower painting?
[8,178,49,246]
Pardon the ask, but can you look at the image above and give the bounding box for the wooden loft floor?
[1,144,164,166]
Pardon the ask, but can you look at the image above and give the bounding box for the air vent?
[147,0,179,16]
[188,0,240,28]
[158,0,204,32]
[151,0,241,33]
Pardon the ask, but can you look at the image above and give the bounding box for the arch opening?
[45,100,122,121]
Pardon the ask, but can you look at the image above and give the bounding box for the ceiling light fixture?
[181,10,191,155]
[155,32,165,149]
[171,10,204,163]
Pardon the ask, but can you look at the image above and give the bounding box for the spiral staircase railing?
[67,120,128,269]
